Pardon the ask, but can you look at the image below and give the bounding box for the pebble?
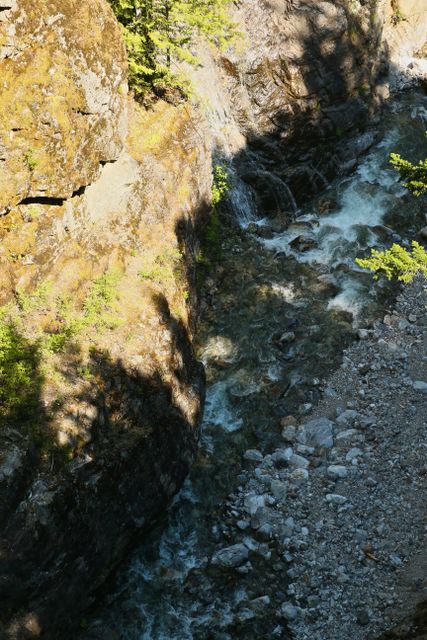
[281,602,299,621]
[326,493,347,504]
[298,417,335,449]
[336,409,359,425]
[211,544,249,568]
[244,449,264,462]
[327,465,348,479]
[356,608,370,626]
[290,468,309,483]
[346,447,363,462]
[289,454,310,469]
[413,380,427,393]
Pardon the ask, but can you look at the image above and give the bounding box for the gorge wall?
[0,2,209,638]
[0,0,426,638]
[188,0,427,214]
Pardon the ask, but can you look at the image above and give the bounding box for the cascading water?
[85,92,427,640]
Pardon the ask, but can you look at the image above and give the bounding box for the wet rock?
[289,235,317,252]
[256,226,275,239]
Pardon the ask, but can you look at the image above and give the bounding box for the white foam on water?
[327,278,365,316]
[203,380,243,432]
[262,129,404,269]
[200,334,239,366]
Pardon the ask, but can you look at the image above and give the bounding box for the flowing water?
[87,92,427,639]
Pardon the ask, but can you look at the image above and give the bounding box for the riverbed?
[84,90,427,640]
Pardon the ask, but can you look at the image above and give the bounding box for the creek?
[89,91,427,639]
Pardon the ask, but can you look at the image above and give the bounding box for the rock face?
[0,1,210,638]
[188,0,427,211]
[0,0,127,214]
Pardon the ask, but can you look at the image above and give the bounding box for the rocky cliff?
[0,1,210,638]
[0,0,427,638]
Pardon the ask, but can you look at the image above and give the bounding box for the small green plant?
[212,164,230,206]
[16,281,52,313]
[197,164,231,279]
[139,247,183,284]
[23,149,38,171]
[390,0,406,25]
[45,271,123,352]
[0,312,42,423]
[356,241,427,282]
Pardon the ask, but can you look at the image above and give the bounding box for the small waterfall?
[238,169,298,219]
[227,175,259,226]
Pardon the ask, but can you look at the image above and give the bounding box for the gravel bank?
[209,276,427,639]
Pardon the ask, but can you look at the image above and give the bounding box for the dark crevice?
[100,158,119,166]
[74,108,95,116]
[19,196,66,206]
[18,184,89,207]
[72,185,87,197]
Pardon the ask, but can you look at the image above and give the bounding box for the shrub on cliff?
[108,0,236,98]
[357,142,427,282]
[390,151,427,196]
[356,241,427,282]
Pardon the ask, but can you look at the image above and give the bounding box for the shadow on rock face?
[0,292,205,640]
